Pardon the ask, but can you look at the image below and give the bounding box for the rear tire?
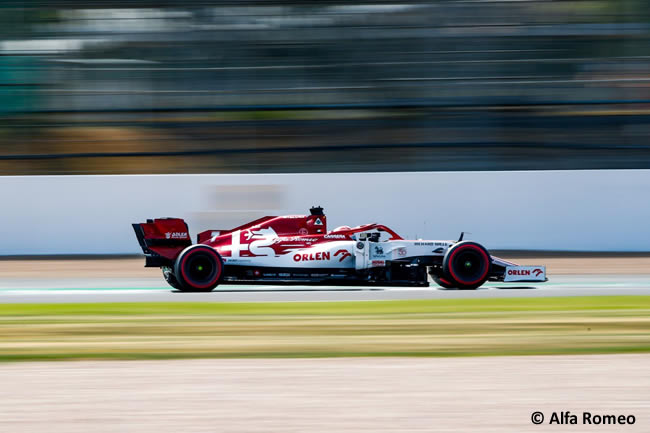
[432,276,456,289]
[174,245,223,292]
[162,267,181,290]
[442,241,491,290]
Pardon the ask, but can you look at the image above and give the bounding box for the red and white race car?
[133,207,546,291]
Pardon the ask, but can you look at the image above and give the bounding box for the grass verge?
[0,296,649,361]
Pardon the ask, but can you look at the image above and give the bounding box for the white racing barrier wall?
[1,170,649,254]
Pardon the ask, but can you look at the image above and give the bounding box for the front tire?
[174,245,223,292]
[442,241,491,290]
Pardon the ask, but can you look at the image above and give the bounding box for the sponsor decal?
[507,269,544,276]
[278,273,290,277]
[285,236,317,242]
[228,258,252,263]
[371,260,386,267]
[298,228,309,235]
[314,218,323,226]
[397,247,407,257]
[324,234,347,239]
[334,249,352,262]
[508,269,528,276]
[165,232,188,239]
[504,266,545,282]
[293,251,331,262]
[372,244,386,259]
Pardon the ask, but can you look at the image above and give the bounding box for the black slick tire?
[442,241,491,290]
[174,245,223,292]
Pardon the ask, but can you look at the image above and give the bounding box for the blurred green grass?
[0,296,648,361]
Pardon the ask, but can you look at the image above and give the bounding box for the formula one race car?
[133,207,546,291]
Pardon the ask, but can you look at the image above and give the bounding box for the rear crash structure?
[133,207,547,292]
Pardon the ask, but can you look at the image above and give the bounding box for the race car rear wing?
[132,218,192,267]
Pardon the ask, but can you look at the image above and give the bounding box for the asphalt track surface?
[1,275,650,303]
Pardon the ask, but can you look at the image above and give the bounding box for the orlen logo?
[334,249,352,262]
[507,268,543,276]
[165,232,188,239]
[294,251,331,262]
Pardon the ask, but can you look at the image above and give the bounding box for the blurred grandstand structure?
[0,0,649,174]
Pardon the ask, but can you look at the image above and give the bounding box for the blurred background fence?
[0,0,649,174]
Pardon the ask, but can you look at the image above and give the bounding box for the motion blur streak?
[1,356,649,433]
[1,1,649,174]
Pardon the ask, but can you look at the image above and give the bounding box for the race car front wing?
[490,257,547,282]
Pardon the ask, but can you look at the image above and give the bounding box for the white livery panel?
[504,265,547,282]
